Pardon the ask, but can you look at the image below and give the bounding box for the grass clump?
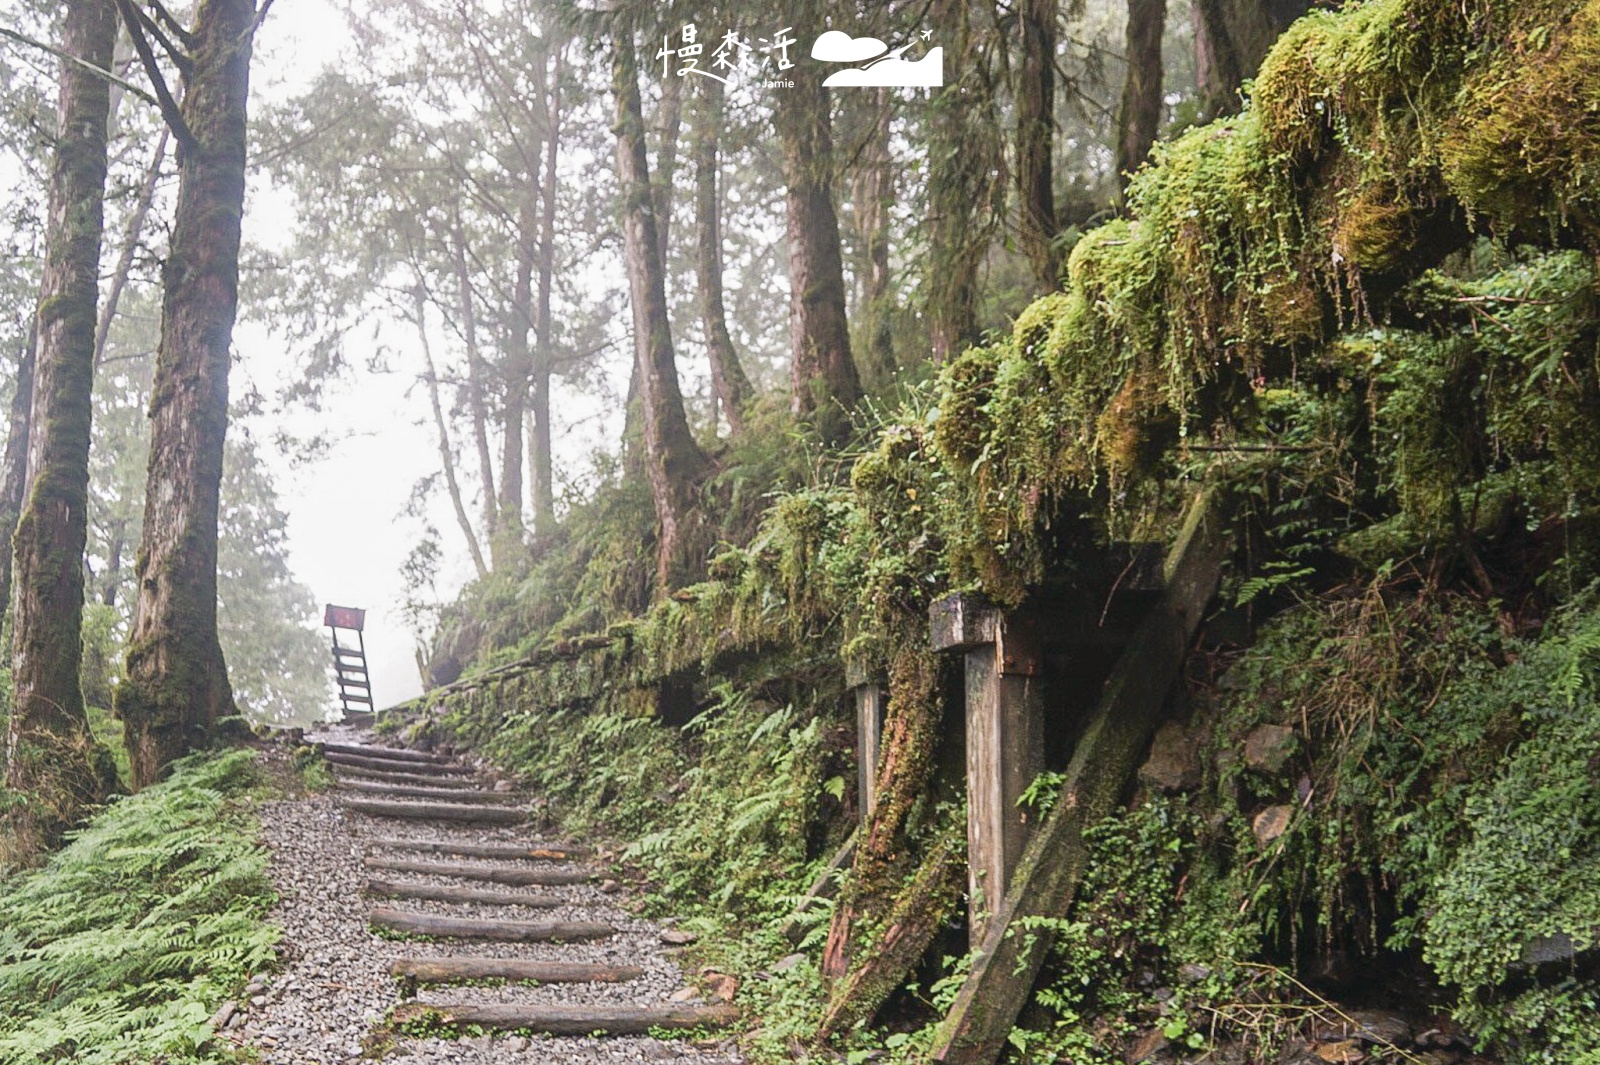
[0,749,278,1064]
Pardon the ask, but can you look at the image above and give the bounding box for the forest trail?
[230,728,742,1064]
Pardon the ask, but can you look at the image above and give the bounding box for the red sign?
[324,604,366,631]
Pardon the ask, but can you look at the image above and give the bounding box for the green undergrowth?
[0,749,279,1064]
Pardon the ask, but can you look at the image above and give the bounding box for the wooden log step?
[391,957,643,984]
[403,1002,738,1035]
[340,799,525,824]
[333,766,482,789]
[326,752,472,776]
[365,878,562,908]
[363,856,594,885]
[338,779,520,804]
[369,907,611,942]
[368,837,593,861]
[318,741,447,764]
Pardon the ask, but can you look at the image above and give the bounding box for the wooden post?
[930,594,1044,943]
[929,491,1228,1065]
[846,660,886,820]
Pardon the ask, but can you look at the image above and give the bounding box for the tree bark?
[529,46,561,537]
[414,286,488,580]
[613,21,709,591]
[926,0,997,364]
[115,0,258,789]
[693,76,753,438]
[1192,0,1308,119]
[1116,0,1167,198]
[495,185,538,569]
[852,88,896,388]
[3,0,118,859]
[775,47,861,442]
[651,68,683,276]
[1017,0,1059,290]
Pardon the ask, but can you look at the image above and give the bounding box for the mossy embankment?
[399,0,1600,1060]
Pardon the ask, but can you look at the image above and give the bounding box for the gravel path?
[229,726,742,1065]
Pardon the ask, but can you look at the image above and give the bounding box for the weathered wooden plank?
[363,856,595,885]
[339,799,523,824]
[332,766,481,789]
[929,491,1228,1065]
[337,779,519,804]
[367,837,593,861]
[391,957,643,984]
[854,683,885,820]
[408,1002,737,1034]
[364,878,562,908]
[325,752,472,776]
[317,742,446,764]
[368,907,611,942]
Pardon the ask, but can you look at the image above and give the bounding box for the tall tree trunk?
[694,76,752,438]
[415,285,488,580]
[774,20,861,443]
[652,69,683,280]
[496,186,538,570]
[450,216,497,544]
[3,0,119,859]
[529,47,561,538]
[613,21,708,591]
[1192,0,1308,119]
[852,88,896,389]
[926,1,998,364]
[1116,0,1167,198]
[115,0,258,789]
[0,321,36,642]
[1017,0,1059,290]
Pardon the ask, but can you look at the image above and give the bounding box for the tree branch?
[0,25,158,106]
[112,0,196,151]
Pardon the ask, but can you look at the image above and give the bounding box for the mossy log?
[399,1001,736,1034]
[929,492,1228,1065]
[318,742,448,764]
[364,878,562,908]
[818,826,964,1036]
[326,752,473,776]
[332,766,481,789]
[391,957,642,984]
[363,856,595,885]
[368,907,611,942]
[367,837,592,861]
[339,799,522,824]
[337,779,519,804]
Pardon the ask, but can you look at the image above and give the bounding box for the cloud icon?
[812,30,889,63]
[822,47,944,88]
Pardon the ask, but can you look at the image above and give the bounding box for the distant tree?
[612,15,709,589]
[1117,0,1168,195]
[113,0,264,787]
[692,76,753,437]
[773,2,861,440]
[1016,0,1059,289]
[1193,0,1308,119]
[3,0,119,860]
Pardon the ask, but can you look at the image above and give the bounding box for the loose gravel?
[229,726,742,1065]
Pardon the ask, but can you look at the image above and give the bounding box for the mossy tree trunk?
[114,0,259,788]
[3,0,118,861]
[1017,0,1059,290]
[1116,0,1167,196]
[774,5,861,444]
[0,321,35,638]
[851,88,897,389]
[612,20,709,591]
[694,76,753,439]
[926,0,1000,363]
[820,645,945,987]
